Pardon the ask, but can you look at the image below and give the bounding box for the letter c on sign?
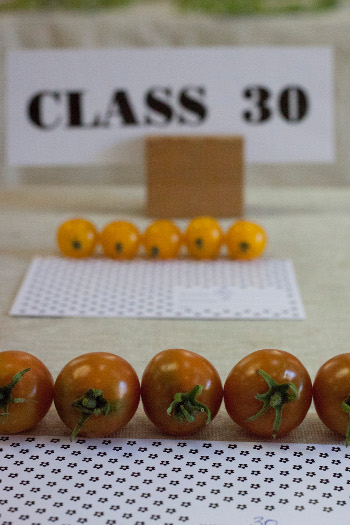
[27,91,62,130]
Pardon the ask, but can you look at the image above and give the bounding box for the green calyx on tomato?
[246,369,298,438]
[166,384,211,424]
[71,388,110,441]
[0,368,31,417]
[194,238,204,249]
[239,241,250,252]
[341,394,350,447]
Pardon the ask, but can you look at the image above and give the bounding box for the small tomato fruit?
[57,218,98,258]
[54,352,140,439]
[100,221,140,260]
[313,353,350,446]
[224,349,312,438]
[142,220,182,259]
[141,349,223,436]
[185,217,223,259]
[225,220,267,260]
[0,350,54,433]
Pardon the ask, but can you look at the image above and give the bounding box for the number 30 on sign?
[243,85,308,124]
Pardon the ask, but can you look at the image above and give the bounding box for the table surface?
[1,183,349,444]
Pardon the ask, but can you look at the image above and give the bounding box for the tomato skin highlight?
[141,349,223,436]
[54,352,140,438]
[0,350,54,434]
[313,353,350,444]
[224,349,312,438]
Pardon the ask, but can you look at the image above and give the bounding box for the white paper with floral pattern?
[0,436,348,524]
[10,257,305,320]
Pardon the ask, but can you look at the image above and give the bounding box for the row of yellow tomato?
[57,217,267,260]
[1,349,349,446]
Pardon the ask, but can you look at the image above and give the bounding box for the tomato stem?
[195,238,204,249]
[341,394,350,447]
[167,384,211,424]
[246,369,298,438]
[150,246,159,257]
[71,388,110,440]
[0,368,31,417]
[240,241,250,253]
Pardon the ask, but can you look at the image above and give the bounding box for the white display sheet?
[10,257,305,320]
[0,436,348,525]
[7,47,334,166]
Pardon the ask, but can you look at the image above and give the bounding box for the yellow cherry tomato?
[225,220,267,260]
[142,220,182,259]
[100,221,140,260]
[57,218,98,258]
[185,216,223,259]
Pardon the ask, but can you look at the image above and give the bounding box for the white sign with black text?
[6,47,334,166]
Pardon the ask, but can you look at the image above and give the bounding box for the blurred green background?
[0,0,340,12]
[178,0,338,15]
[0,0,133,10]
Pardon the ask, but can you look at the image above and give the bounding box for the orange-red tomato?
[0,350,54,434]
[54,352,140,439]
[142,220,182,259]
[100,221,140,260]
[184,217,223,259]
[313,353,350,446]
[141,349,223,436]
[57,218,98,258]
[224,349,312,438]
[225,220,267,260]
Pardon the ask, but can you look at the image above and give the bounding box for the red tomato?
[313,353,350,446]
[0,350,54,434]
[224,349,312,438]
[141,349,223,436]
[54,352,140,439]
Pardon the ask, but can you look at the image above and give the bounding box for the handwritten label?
[6,47,333,166]
[250,518,279,525]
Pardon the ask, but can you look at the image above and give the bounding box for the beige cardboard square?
[146,135,244,218]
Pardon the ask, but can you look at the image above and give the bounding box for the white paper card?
[7,47,334,166]
[0,436,348,525]
[10,257,305,319]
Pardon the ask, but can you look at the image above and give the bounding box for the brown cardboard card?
[146,135,244,218]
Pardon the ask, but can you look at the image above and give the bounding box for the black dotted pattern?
[0,436,348,524]
[10,257,305,319]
